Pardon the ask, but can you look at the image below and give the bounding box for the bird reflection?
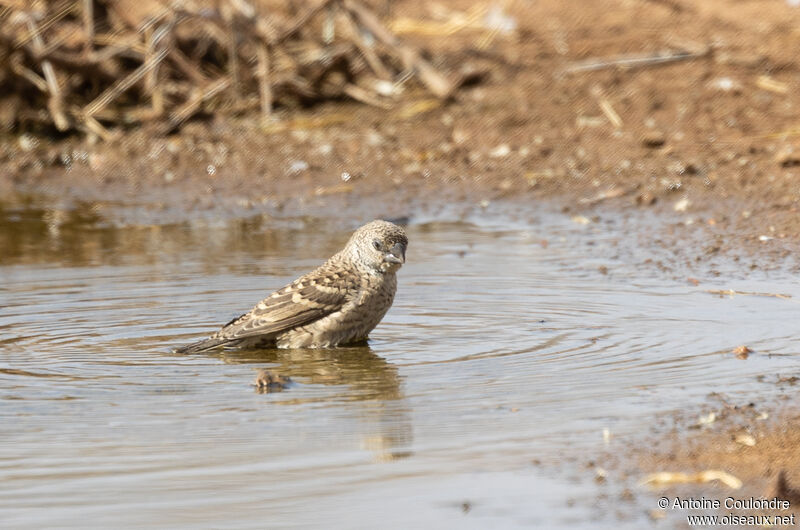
[219,345,413,461]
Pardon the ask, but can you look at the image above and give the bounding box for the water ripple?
[2,211,799,528]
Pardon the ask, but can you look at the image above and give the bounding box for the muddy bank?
[4,1,800,240]
[599,400,800,526]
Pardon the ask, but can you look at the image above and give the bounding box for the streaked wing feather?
[216,268,355,340]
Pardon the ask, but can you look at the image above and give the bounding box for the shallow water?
[2,202,799,528]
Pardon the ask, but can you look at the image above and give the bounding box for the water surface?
[2,203,798,528]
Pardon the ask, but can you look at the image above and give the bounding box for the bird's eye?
[372,240,382,250]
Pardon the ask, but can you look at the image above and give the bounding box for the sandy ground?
[3,0,800,519]
[624,399,800,525]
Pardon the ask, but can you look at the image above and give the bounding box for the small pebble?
[775,149,800,168]
[641,130,666,148]
[733,345,752,359]
[489,144,511,158]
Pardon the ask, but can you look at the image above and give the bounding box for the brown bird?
[175,220,407,353]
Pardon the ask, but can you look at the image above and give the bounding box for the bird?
[174,220,407,353]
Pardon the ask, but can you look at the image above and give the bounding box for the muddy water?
[2,202,799,529]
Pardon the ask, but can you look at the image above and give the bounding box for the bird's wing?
[213,266,357,341]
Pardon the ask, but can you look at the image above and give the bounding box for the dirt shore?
[4,0,800,236]
[620,400,800,525]
[3,0,800,521]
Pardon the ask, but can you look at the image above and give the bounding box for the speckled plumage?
[175,220,407,353]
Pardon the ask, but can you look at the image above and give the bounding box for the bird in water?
[175,220,408,353]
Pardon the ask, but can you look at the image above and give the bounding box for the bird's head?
[346,220,408,274]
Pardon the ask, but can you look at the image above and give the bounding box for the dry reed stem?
[343,0,454,98]
[255,41,272,119]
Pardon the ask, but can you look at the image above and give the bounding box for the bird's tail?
[173,336,229,354]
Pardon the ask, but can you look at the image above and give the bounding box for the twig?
[272,0,336,45]
[28,21,81,59]
[83,0,94,55]
[598,98,622,128]
[83,45,169,117]
[166,75,231,131]
[24,15,69,130]
[221,4,240,100]
[39,44,132,69]
[9,52,48,92]
[641,470,742,490]
[144,26,164,116]
[756,75,788,94]
[343,83,392,108]
[229,0,256,19]
[167,47,208,85]
[579,187,631,205]
[339,10,392,80]
[563,47,709,75]
[13,0,76,49]
[389,5,488,37]
[83,114,113,141]
[323,4,335,44]
[343,0,454,98]
[236,0,335,47]
[227,0,277,42]
[255,41,273,119]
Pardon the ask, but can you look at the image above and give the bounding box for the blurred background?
[0,0,798,233]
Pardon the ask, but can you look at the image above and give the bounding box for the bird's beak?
[384,242,406,264]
